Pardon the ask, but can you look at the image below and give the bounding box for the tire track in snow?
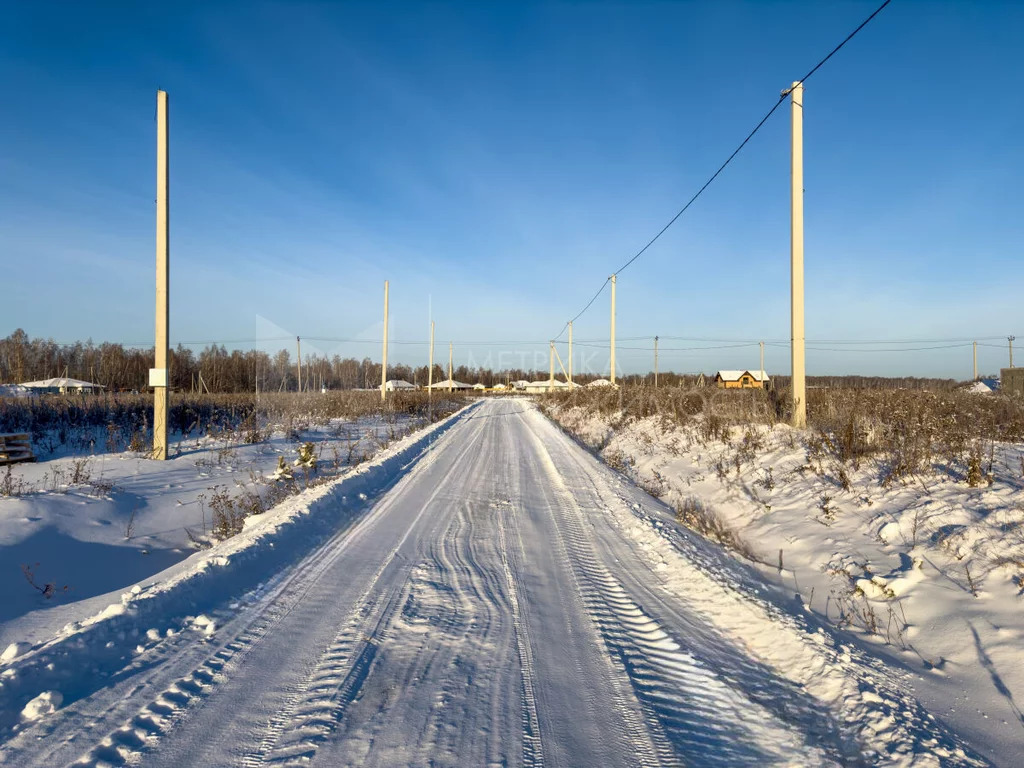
[538,403,995,767]
[61,524,367,768]
[313,409,522,767]
[55,408,483,768]
[496,503,545,767]
[411,507,501,764]
[506,414,665,767]
[238,407,494,767]
[242,585,405,767]
[522,414,832,767]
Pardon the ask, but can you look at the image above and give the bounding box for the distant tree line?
[0,330,555,392]
[0,330,964,393]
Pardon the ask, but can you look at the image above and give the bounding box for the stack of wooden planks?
[0,433,35,465]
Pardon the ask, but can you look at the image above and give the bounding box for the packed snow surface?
[549,399,1024,766]
[0,400,994,766]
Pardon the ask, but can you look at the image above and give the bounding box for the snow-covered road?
[0,399,992,767]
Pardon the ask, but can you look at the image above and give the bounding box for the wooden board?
[0,433,35,465]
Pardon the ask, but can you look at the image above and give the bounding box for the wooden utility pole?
[296,336,302,392]
[428,321,435,392]
[654,336,659,388]
[1010,336,1016,368]
[152,89,170,460]
[973,341,978,381]
[568,321,573,386]
[381,280,389,401]
[786,81,806,428]
[549,342,555,393]
[448,342,453,392]
[760,340,765,385]
[610,274,617,385]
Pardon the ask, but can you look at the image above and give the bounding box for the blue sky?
[2,1,1021,378]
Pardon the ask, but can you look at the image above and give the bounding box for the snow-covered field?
[0,406,451,650]
[0,398,1000,766]
[547,396,1024,765]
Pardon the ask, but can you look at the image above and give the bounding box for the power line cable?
[554,279,610,341]
[553,0,893,338]
[765,342,973,353]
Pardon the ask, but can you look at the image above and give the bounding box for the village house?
[714,370,769,389]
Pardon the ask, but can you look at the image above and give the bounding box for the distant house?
[21,377,105,395]
[714,370,769,390]
[511,380,531,391]
[384,379,416,391]
[472,383,486,390]
[427,379,473,391]
[524,379,570,393]
[587,378,613,387]
[980,377,1000,392]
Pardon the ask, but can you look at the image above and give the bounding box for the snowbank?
[0,402,477,735]
[546,402,1024,765]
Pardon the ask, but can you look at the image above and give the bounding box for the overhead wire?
[552,0,893,339]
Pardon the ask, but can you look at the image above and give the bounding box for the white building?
[383,379,416,391]
[524,379,570,393]
[428,379,474,391]
[21,377,106,394]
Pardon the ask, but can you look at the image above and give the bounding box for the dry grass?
[543,384,1024,486]
[0,390,467,456]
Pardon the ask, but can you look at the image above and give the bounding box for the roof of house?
[427,379,473,389]
[525,379,569,390]
[21,377,106,389]
[587,378,613,387]
[384,379,416,390]
[714,370,769,382]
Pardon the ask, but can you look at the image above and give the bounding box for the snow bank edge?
[0,402,478,733]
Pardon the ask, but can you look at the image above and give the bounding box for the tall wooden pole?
[973,341,978,381]
[1010,336,1016,369]
[568,321,573,386]
[654,335,659,388]
[549,342,555,393]
[429,321,435,392]
[152,90,169,460]
[610,274,617,385]
[381,280,389,401]
[448,342,453,392]
[760,340,765,386]
[787,81,806,428]
[296,336,302,392]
